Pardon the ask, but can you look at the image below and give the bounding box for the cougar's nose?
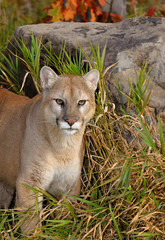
[65,119,77,126]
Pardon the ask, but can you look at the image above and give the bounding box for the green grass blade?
[158,114,165,157]
[0,216,8,231]
[109,205,122,240]
[64,199,77,222]
[136,118,157,151]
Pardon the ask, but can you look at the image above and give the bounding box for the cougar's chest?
[43,153,81,198]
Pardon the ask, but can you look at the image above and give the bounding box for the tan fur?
[0,66,99,235]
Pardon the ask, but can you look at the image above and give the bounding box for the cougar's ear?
[83,69,99,91]
[40,66,59,90]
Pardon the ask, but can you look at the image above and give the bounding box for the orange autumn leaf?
[90,9,96,22]
[95,5,102,16]
[98,0,106,6]
[64,0,78,21]
[42,0,126,23]
[70,0,77,7]
[63,9,76,21]
[66,0,77,9]
[48,2,64,21]
[110,12,122,22]
[131,0,136,7]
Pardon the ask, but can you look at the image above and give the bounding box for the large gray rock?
[4,17,165,119]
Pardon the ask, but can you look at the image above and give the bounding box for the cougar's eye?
[78,100,86,106]
[55,98,64,106]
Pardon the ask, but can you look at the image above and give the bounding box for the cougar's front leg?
[16,178,43,236]
[69,143,84,197]
[69,177,81,197]
[0,182,15,208]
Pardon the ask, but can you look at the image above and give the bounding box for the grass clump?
[0,36,165,240]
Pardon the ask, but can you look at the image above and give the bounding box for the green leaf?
[109,205,122,240]
[158,114,165,157]
[135,117,157,151]
[64,199,77,222]
[0,216,7,231]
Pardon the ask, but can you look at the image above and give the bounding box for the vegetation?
[1,0,165,53]
[0,0,165,239]
[42,0,165,23]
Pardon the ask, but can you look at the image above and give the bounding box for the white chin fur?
[62,129,78,135]
[59,121,81,135]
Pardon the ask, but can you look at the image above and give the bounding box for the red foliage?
[110,13,123,22]
[98,0,106,6]
[131,0,136,7]
[42,0,122,23]
[147,6,156,17]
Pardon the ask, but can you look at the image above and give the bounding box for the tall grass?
[0,36,164,239]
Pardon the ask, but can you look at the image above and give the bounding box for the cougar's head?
[40,66,99,135]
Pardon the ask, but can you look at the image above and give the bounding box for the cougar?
[0,66,99,234]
